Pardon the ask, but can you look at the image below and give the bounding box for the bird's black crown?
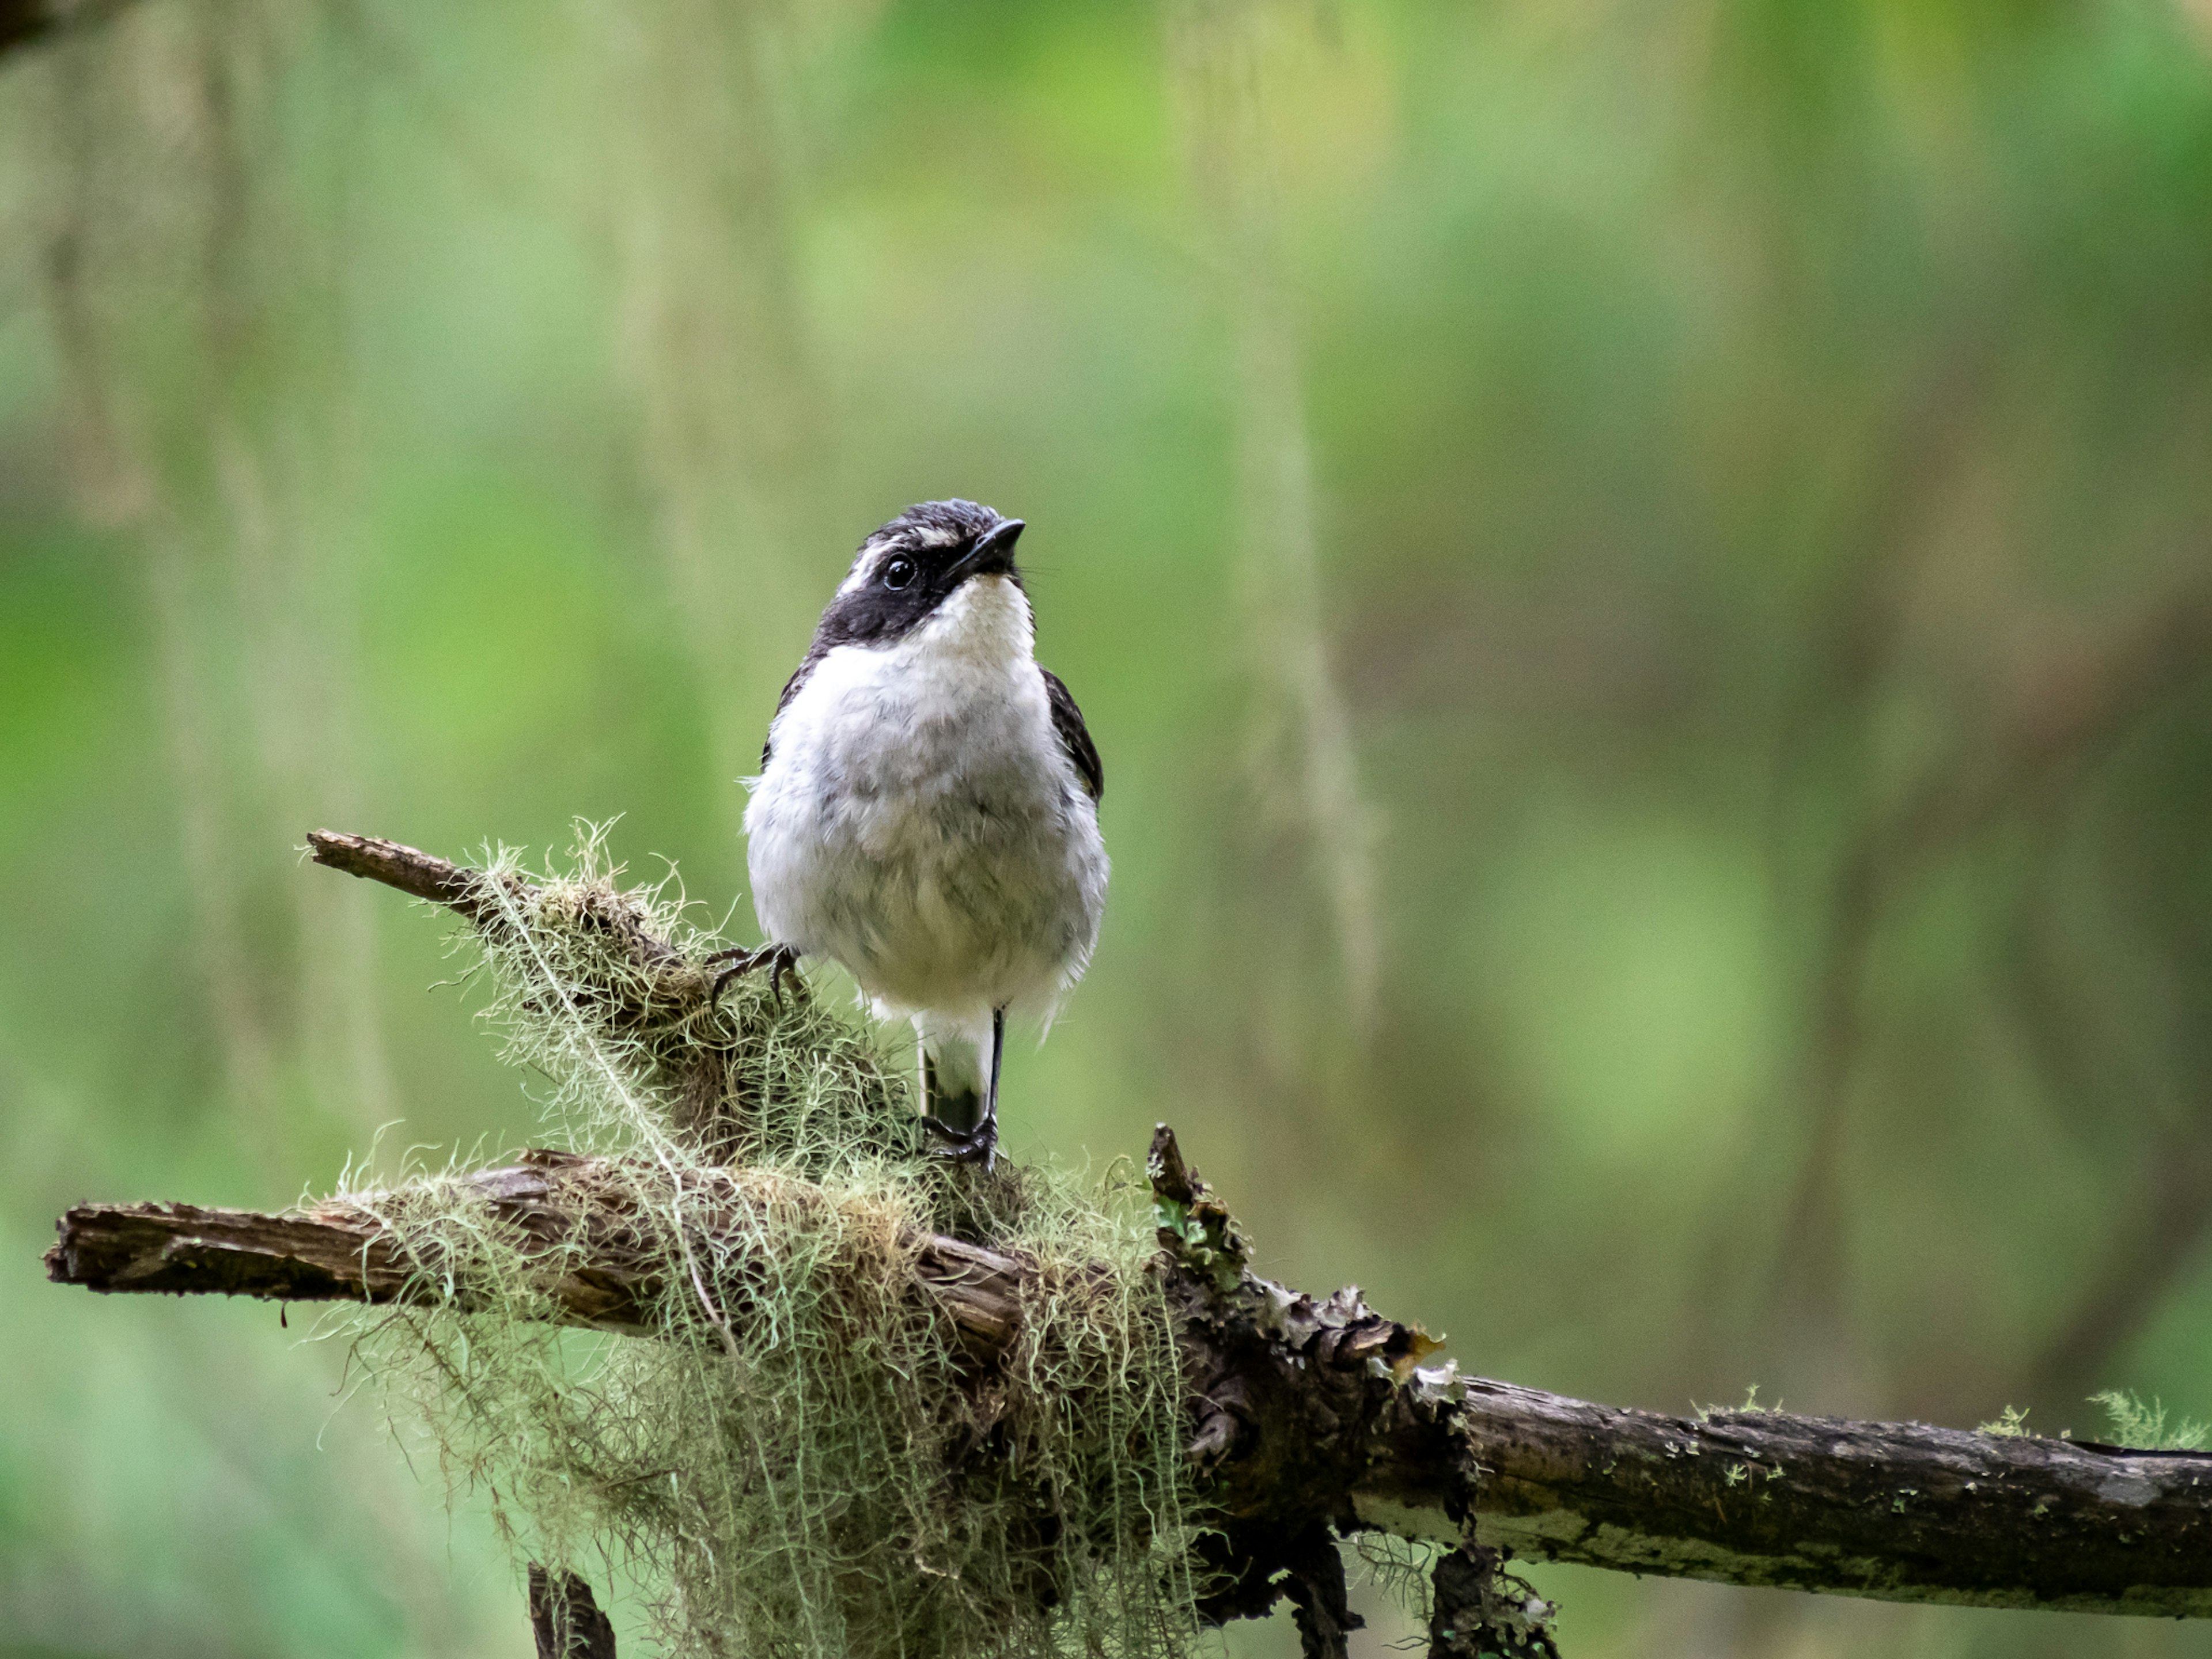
[867,499,1012,557]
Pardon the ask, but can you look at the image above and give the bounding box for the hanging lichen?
[1166,0,1385,1039]
[334,828,1203,1659]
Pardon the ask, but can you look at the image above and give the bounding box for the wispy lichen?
[338,827,1203,1659]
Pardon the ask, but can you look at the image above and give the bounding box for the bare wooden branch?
[306,830,493,918]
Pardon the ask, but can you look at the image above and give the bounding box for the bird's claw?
[707,942,805,1011]
[922,1116,998,1171]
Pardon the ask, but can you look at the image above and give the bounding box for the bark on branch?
[50,1134,2212,1620]
[528,1565,618,1659]
[45,830,2212,1630]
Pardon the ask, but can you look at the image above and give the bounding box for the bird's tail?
[914,1013,990,1135]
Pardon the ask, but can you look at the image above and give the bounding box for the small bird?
[721,500,1107,1167]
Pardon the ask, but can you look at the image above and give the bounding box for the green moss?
[336,827,1201,1658]
[2090,1391,2209,1452]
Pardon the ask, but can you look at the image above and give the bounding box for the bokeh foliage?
[6,0,2212,1654]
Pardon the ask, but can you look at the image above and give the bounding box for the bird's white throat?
[907,572,1035,672]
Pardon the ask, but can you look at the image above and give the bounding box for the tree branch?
[528,1565,618,1659]
[47,830,2212,1628]
[1145,1127,2212,1623]
[307,829,696,985]
[306,830,494,917]
[47,1131,2212,1619]
[48,1148,1024,1357]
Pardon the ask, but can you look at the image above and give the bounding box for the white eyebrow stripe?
[835,522,969,596]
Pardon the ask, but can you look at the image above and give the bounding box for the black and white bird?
[717,500,1107,1168]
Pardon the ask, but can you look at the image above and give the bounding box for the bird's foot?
[922,1115,998,1171]
[707,942,804,1010]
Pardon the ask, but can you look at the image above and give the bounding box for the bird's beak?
[955,518,1024,578]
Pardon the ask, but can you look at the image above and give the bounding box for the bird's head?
[817,500,1028,647]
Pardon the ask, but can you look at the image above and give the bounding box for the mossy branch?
[50,1128,2212,1620]
[47,830,2212,1644]
[48,1149,1025,1355]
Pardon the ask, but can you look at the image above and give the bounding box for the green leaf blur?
[5,0,2212,1653]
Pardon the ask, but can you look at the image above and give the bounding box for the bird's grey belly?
[750,727,1100,1014]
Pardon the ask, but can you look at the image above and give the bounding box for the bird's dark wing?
[1041,667,1103,802]
[760,639,831,770]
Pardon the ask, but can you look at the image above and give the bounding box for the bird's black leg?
[766,945,802,1008]
[925,1008,1004,1170]
[981,1006,1004,1168]
[709,942,804,1010]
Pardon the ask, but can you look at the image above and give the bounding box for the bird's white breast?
[744,576,1107,1025]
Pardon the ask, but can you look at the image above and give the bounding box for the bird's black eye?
[882,556,917,590]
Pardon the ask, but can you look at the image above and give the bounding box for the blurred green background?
[7,0,2212,1652]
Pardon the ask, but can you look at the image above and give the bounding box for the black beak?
[956,517,1024,578]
